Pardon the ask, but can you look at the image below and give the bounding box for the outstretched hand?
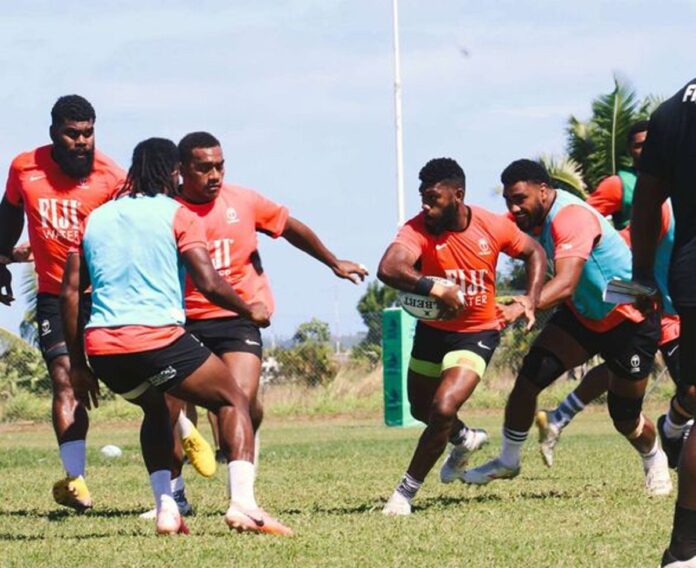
[332,260,369,284]
[498,295,536,331]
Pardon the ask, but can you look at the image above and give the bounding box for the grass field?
[0,407,675,567]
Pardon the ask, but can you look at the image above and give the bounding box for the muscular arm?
[377,242,458,306]
[513,235,546,306]
[631,173,669,282]
[536,257,585,311]
[182,247,269,326]
[60,252,89,367]
[281,217,367,283]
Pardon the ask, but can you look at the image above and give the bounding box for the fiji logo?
[226,207,239,224]
[478,238,491,256]
[40,319,51,336]
[630,354,641,373]
[147,366,178,387]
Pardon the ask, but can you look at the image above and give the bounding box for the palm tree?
[539,154,587,199]
[566,75,661,192]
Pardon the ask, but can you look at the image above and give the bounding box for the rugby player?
[0,95,124,511]
[61,137,291,535]
[536,202,688,468]
[377,158,545,515]
[464,159,672,497]
[585,120,649,230]
[164,131,367,508]
[629,77,696,567]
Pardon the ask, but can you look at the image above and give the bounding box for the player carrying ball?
[377,157,545,515]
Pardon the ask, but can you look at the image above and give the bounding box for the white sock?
[228,460,258,510]
[177,411,195,439]
[641,438,660,469]
[59,440,86,477]
[664,412,689,440]
[500,428,527,468]
[171,475,184,494]
[254,431,261,473]
[150,469,172,513]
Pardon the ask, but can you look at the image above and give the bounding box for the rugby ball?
[100,444,123,458]
[398,276,459,320]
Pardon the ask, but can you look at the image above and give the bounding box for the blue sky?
[1,1,694,340]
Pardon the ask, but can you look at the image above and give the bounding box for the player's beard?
[53,144,95,180]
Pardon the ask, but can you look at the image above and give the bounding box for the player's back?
[83,194,186,329]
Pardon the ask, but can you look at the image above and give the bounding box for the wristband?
[413,276,434,296]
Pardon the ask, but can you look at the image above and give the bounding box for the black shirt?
[640,77,696,251]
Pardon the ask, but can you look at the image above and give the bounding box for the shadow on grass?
[0,530,144,541]
[291,487,582,517]
[0,508,152,520]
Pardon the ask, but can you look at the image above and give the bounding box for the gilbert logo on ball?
[398,276,461,320]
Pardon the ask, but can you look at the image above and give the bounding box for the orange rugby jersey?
[394,206,527,332]
[4,145,125,294]
[177,184,289,320]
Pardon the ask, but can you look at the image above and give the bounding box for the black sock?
[669,505,696,560]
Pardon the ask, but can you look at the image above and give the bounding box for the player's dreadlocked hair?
[178,131,221,165]
[123,138,179,198]
[500,159,551,187]
[418,158,465,192]
[627,120,649,144]
[50,95,96,126]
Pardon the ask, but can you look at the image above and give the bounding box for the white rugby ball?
[100,444,123,458]
[398,276,459,320]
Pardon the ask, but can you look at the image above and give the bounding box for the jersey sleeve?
[172,206,207,253]
[492,214,528,257]
[586,175,622,216]
[253,191,289,237]
[107,167,127,199]
[4,159,23,206]
[549,206,601,260]
[392,219,427,257]
[640,101,677,182]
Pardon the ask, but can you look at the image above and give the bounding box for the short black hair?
[178,131,221,164]
[124,138,179,198]
[418,158,465,191]
[627,120,649,144]
[50,95,96,126]
[500,159,551,187]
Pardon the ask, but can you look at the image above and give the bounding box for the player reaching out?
[62,137,291,535]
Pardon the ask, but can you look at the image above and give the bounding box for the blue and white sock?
[550,392,585,429]
[59,440,86,478]
[396,473,422,501]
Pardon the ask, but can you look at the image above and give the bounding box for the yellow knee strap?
[408,357,441,378]
[442,350,487,378]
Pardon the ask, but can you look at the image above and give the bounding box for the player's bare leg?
[536,363,609,466]
[465,324,587,485]
[664,309,696,565]
[608,372,672,496]
[49,353,92,512]
[384,366,486,515]
[169,354,291,535]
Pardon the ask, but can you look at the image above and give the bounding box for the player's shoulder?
[402,212,429,234]
[92,150,125,180]
[9,145,50,172]
[469,205,517,235]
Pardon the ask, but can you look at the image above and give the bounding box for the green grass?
[0,406,676,567]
